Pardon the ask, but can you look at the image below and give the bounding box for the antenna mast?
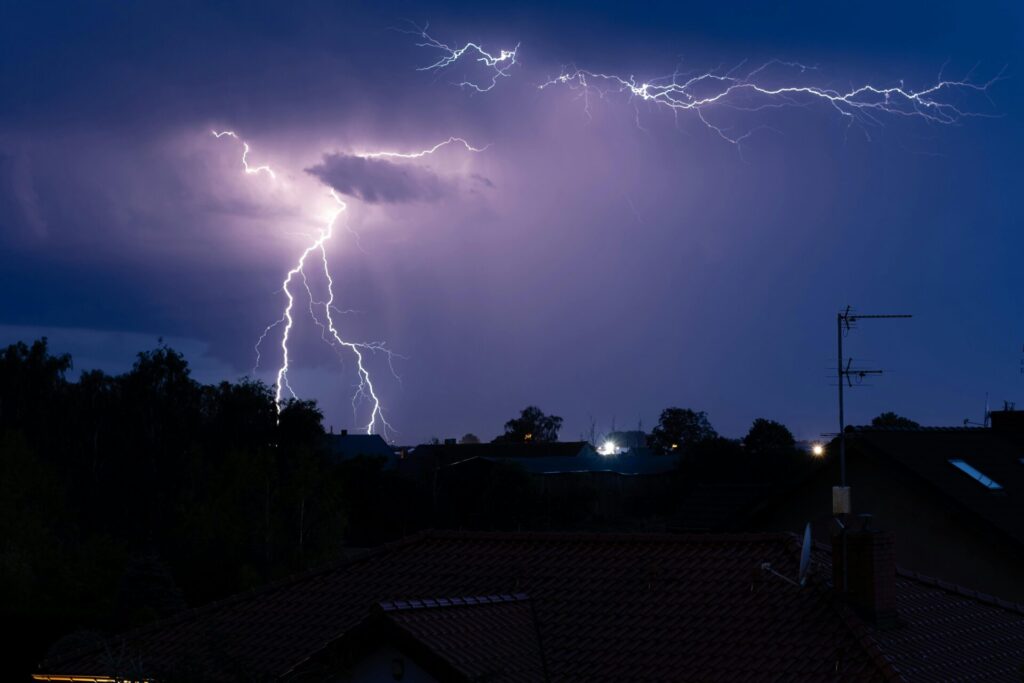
[836,306,912,488]
[833,306,911,597]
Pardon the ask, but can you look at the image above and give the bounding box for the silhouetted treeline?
[1,339,820,679]
[0,339,350,679]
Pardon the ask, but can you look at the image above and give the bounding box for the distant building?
[324,430,395,465]
[398,440,598,478]
[598,430,649,455]
[401,440,677,523]
[38,530,1024,681]
[755,410,1024,601]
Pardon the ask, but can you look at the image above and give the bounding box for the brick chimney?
[832,516,897,627]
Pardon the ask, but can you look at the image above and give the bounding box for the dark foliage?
[0,339,348,679]
[650,407,717,454]
[743,418,796,457]
[870,411,921,429]
[494,405,563,442]
[3,339,817,679]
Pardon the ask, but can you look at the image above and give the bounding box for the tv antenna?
[836,306,912,489]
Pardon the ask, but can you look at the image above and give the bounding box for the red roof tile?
[39,531,1024,681]
[872,569,1024,681]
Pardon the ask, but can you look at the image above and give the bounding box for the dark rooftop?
[847,422,1024,547]
[324,431,394,462]
[39,530,1024,681]
[413,441,596,460]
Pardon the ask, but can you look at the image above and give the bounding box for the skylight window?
[948,459,1003,490]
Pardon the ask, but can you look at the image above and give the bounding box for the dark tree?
[650,408,717,454]
[871,412,920,429]
[459,433,481,444]
[0,338,374,680]
[277,398,325,450]
[743,418,796,457]
[495,405,563,442]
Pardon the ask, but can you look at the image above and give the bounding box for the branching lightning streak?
[538,61,1003,143]
[400,23,519,92]
[355,136,488,159]
[216,130,483,437]
[212,130,277,178]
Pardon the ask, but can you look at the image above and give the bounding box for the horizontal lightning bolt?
[354,136,489,159]
[539,60,1003,143]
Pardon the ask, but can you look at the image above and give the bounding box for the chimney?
[832,516,897,627]
[989,409,1024,437]
[340,429,348,437]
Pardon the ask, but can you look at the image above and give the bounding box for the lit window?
[948,459,1003,490]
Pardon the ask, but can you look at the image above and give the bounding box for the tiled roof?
[39,531,1024,681]
[41,532,891,681]
[377,594,545,682]
[285,593,545,682]
[877,569,1024,681]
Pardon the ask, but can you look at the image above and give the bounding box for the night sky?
[1,1,1021,444]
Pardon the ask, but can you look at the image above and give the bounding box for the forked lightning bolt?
[399,23,519,92]
[538,61,1002,143]
[215,130,483,438]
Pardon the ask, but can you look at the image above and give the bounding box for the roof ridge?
[848,425,989,432]
[379,593,531,612]
[422,528,798,543]
[40,531,431,670]
[896,567,1024,615]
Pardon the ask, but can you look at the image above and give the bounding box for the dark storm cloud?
[305,153,454,204]
[0,0,1020,445]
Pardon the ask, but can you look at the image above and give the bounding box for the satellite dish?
[798,522,812,586]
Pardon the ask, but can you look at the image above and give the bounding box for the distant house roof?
[604,430,648,450]
[414,441,596,461]
[290,593,546,682]
[846,422,1024,547]
[472,453,677,476]
[399,441,598,478]
[37,530,1024,681]
[324,432,394,462]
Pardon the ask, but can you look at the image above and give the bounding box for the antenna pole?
[837,309,846,487]
[833,306,911,599]
[835,308,911,489]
